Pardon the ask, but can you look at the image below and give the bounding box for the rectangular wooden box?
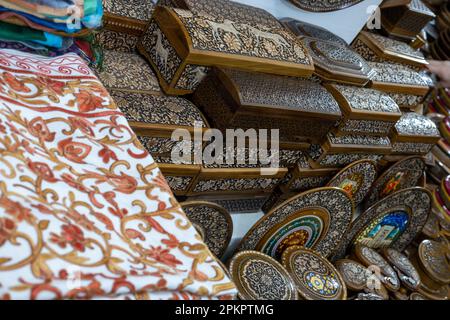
[159,163,201,196]
[158,0,282,28]
[324,83,402,136]
[352,31,428,69]
[390,112,441,155]
[280,166,338,193]
[137,6,314,95]
[187,167,288,196]
[192,67,342,144]
[187,194,270,213]
[381,0,435,40]
[103,0,154,36]
[307,133,391,168]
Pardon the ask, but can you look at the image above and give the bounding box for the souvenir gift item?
[280,166,338,193]
[409,292,428,300]
[137,7,314,95]
[382,248,421,291]
[228,251,298,300]
[103,0,155,36]
[381,0,435,40]
[158,163,200,196]
[354,293,385,300]
[354,245,401,292]
[308,133,391,168]
[180,201,233,258]
[418,240,450,285]
[351,31,428,69]
[364,156,425,208]
[282,246,347,300]
[326,160,377,206]
[193,194,270,213]
[325,83,402,137]
[281,19,347,46]
[439,175,450,209]
[335,259,370,292]
[288,0,364,12]
[390,113,440,155]
[332,187,432,260]
[0,49,236,299]
[238,187,354,259]
[158,0,281,28]
[94,29,140,53]
[193,68,342,144]
[301,37,375,86]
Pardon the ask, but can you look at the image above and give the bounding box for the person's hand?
[426,60,450,88]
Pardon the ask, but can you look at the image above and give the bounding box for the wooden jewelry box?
[157,0,282,28]
[324,83,402,137]
[390,112,441,155]
[280,164,338,193]
[137,6,314,95]
[351,31,428,69]
[281,18,348,46]
[381,0,435,40]
[300,37,375,86]
[307,133,391,168]
[158,163,201,196]
[192,67,342,144]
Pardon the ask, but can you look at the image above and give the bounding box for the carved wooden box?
[381,0,435,40]
[159,163,201,196]
[300,37,375,86]
[390,112,441,155]
[281,18,348,46]
[158,0,281,28]
[307,133,391,168]
[103,0,155,36]
[137,6,314,95]
[192,67,342,144]
[280,166,338,193]
[325,84,402,137]
[352,31,428,69]
[187,167,288,196]
[188,194,270,213]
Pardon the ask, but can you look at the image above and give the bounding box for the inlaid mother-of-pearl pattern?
[394,112,440,137]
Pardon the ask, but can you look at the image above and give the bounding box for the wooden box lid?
[392,112,441,143]
[103,0,154,35]
[355,31,427,68]
[281,18,347,46]
[212,68,342,120]
[151,6,314,78]
[324,83,402,121]
[301,37,375,86]
[325,132,393,153]
[368,61,432,96]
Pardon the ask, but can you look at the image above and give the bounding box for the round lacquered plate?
[181,201,233,258]
[327,159,377,206]
[354,245,400,292]
[282,246,347,300]
[382,248,420,291]
[332,187,432,261]
[237,187,354,259]
[288,0,364,12]
[364,156,425,209]
[418,240,450,285]
[335,259,369,291]
[229,251,298,300]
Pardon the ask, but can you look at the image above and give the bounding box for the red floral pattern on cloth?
[0,49,236,300]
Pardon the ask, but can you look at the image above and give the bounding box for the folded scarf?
[0,21,64,48]
[0,0,84,19]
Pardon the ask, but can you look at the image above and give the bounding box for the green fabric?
[0,21,46,43]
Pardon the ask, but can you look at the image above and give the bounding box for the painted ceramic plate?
[181,201,233,258]
[237,187,354,259]
[354,245,401,292]
[288,0,364,12]
[331,187,432,261]
[382,248,421,291]
[282,246,347,300]
[364,156,425,209]
[327,159,377,206]
[418,240,450,284]
[228,250,298,300]
[335,259,369,291]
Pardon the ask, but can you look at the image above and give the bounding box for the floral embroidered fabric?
[0,49,236,300]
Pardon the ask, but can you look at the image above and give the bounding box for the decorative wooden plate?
[180,201,233,258]
[409,292,428,300]
[335,259,369,291]
[354,245,401,292]
[327,159,377,206]
[288,0,364,12]
[332,187,432,261]
[354,293,385,300]
[281,246,347,300]
[418,240,450,285]
[364,156,426,209]
[228,250,298,300]
[237,187,354,259]
[439,175,450,209]
[382,248,421,291]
